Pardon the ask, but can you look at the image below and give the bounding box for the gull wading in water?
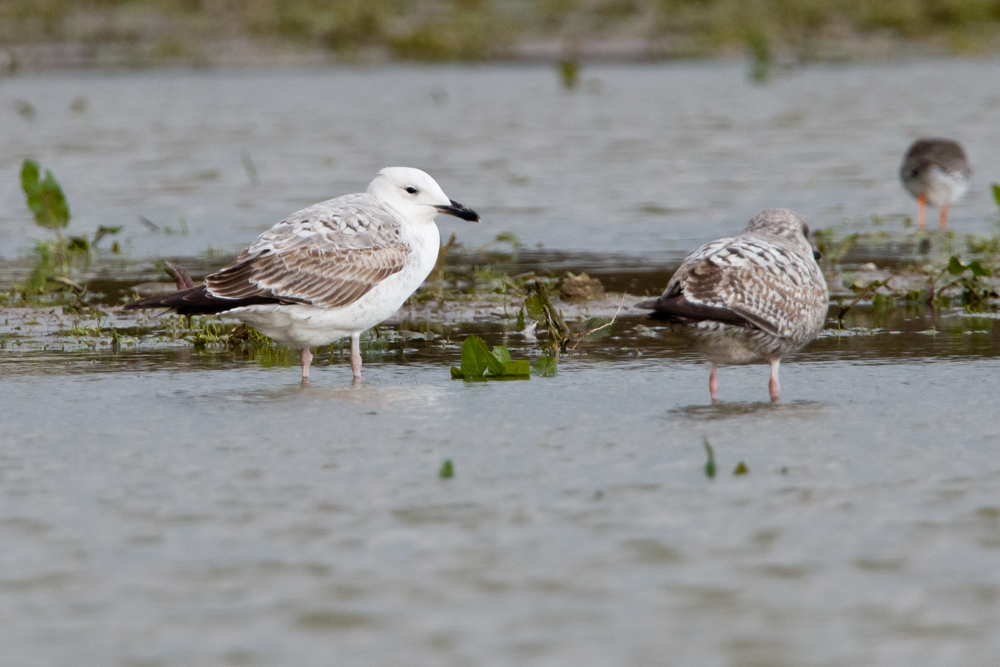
[125,167,479,381]
[899,138,971,232]
[636,209,828,403]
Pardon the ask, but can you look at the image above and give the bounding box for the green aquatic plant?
[944,256,997,312]
[439,459,454,479]
[836,278,891,328]
[66,323,103,337]
[225,323,272,351]
[992,183,1000,212]
[558,59,580,89]
[531,355,558,378]
[190,319,226,350]
[812,228,858,265]
[21,159,70,233]
[703,438,716,479]
[21,160,121,253]
[524,282,570,354]
[450,336,530,380]
[966,234,1000,255]
[18,160,121,299]
[747,32,771,83]
[733,461,749,476]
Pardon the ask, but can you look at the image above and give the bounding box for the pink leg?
[350,333,362,379]
[300,347,313,381]
[769,359,780,403]
[939,204,948,232]
[709,363,719,404]
[917,195,926,232]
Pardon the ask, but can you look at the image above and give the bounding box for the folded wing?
[638,237,824,338]
[125,194,411,315]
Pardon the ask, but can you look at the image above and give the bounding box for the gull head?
[743,208,822,261]
[368,167,480,225]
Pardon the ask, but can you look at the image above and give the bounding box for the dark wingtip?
[813,249,822,260]
[634,298,660,310]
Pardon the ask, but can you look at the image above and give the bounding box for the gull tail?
[123,284,277,316]
[635,295,752,327]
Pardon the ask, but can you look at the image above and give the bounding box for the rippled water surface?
[3,313,1000,666]
[3,60,1000,666]
[2,60,1000,261]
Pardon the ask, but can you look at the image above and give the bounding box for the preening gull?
[125,167,480,381]
[899,138,970,232]
[636,209,828,403]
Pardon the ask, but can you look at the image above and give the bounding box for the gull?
[636,209,828,403]
[899,138,971,232]
[125,167,479,381]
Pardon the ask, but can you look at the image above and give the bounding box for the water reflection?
[671,400,825,421]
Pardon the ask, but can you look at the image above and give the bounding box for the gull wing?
[206,194,411,309]
[642,237,825,338]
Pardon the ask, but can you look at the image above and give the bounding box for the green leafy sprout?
[450,336,530,381]
[703,437,716,479]
[21,159,70,233]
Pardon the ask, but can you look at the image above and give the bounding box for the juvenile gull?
[125,167,479,381]
[899,138,971,232]
[636,209,828,403]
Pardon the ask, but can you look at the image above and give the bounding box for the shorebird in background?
[125,167,479,381]
[636,209,828,403]
[899,138,970,232]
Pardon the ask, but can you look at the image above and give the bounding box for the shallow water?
[4,60,1000,666]
[3,311,1000,666]
[2,60,1000,263]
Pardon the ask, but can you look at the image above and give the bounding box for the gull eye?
[405,186,418,195]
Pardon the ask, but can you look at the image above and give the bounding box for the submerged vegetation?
[3,0,1000,71]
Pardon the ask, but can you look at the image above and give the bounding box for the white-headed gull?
[126,167,479,381]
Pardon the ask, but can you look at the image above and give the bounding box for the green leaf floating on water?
[451,336,530,381]
[492,346,512,365]
[992,182,1000,211]
[458,335,492,378]
[531,356,558,377]
[501,360,531,376]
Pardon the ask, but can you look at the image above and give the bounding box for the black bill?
[435,199,480,222]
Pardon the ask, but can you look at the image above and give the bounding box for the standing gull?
[899,138,971,232]
[636,209,828,403]
[125,167,479,381]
